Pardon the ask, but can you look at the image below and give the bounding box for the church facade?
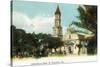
[52,6,88,55]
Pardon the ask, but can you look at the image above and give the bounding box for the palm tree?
[71,5,97,35]
[70,5,97,55]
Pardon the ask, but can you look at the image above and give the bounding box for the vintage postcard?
[11,1,97,67]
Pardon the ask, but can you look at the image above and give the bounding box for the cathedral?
[53,6,88,55]
[53,5,63,39]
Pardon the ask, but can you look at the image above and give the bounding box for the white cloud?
[13,11,54,34]
[32,16,54,34]
[13,12,34,33]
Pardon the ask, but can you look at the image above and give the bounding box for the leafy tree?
[11,25,38,58]
[11,25,64,58]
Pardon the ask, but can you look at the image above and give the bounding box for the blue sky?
[12,1,79,34]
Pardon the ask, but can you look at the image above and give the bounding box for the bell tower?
[53,5,62,39]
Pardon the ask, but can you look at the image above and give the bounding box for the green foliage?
[11,25,63,58]
[11,25,38,58]
[70,5,97,55]
[71,5,97,35]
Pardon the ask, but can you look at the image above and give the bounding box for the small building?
[63,27,90,55]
